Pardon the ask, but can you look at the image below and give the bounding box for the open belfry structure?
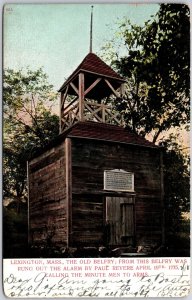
[28,40,164,252]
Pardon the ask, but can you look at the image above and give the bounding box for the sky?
[3,3,159,91]
[3,3,190,149]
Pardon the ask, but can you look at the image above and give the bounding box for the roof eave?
[68,134,159,149]
[58,69,126,92]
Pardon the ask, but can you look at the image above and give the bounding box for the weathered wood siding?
[28,135,163,248]
[71,195,104,246]
[28,143,67,247]
[71,138,162,246]
[106,197,135,246]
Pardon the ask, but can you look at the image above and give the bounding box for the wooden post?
[60,92,63,133]
[79,73,85,121]
[120,83,125,97]
[60,86,70,133]
[102,104,106,123]
[65,138,72,246]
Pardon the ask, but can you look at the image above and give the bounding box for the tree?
[160,135,190,233]
[101,4,190,237]
[3,68,59,201]
[101,4,190,143]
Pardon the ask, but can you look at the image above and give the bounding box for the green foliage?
[3,205,28,258]
[102,4,190,143]
[3,68,59,199]
[101,4,190,236]
[160,134,190,232]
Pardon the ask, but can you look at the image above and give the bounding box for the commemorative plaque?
[104,169,134,192]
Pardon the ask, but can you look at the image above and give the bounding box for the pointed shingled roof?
[59,52,125,92]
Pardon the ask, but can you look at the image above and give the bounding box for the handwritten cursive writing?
[4,270,190,297]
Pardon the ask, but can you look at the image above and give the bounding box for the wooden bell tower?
[28,7,164,254]
[58,53,126,133]
[59,6,126,133]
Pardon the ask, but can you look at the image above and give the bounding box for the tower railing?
[61,99,123,131]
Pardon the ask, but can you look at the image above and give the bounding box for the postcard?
[3,2,190,298]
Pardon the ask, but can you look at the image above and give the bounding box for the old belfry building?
[28,51,164,252]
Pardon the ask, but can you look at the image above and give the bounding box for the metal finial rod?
[90,5,94,53]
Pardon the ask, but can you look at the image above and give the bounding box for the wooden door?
[106,197,135,246]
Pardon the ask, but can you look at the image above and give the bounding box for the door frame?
[105,194,136,246]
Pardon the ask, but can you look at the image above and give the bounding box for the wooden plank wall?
[71,195,104,246]
[71,139,162,246]
[106,197,134,245]
[28,143,67,247]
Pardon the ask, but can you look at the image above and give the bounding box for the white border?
[1,1,191,300]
